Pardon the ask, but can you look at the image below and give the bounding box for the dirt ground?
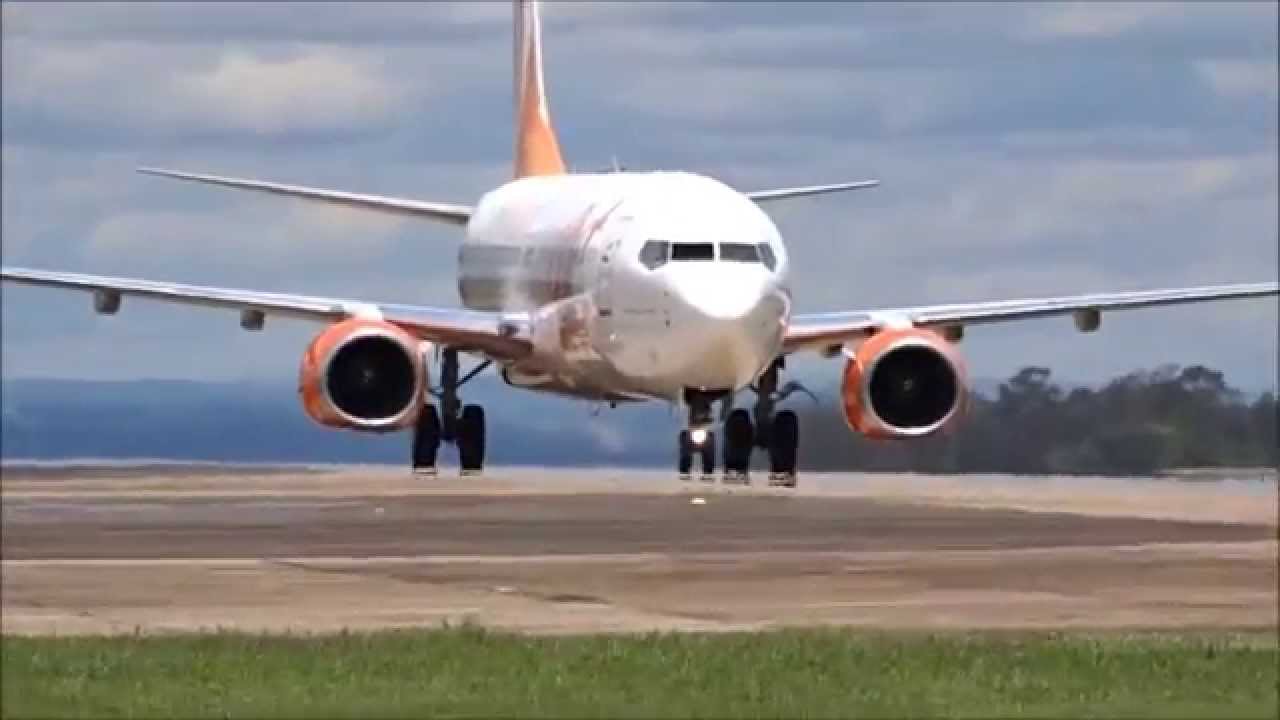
[2,465,1275,635]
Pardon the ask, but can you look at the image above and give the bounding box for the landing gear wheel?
[768,409,799,487]
[457,404,486,475]
[678,430,694,480]
[699,431,716,481]
[411,405,441,475]
[723,409,754,483]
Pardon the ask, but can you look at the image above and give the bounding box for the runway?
[3,465,1276,635]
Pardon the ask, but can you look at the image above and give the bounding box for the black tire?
[769,409,799,477]
[458,404,486,472]
[678,430,693,476]
[723,409,754,476]
[412,404,441,472]
[699,431,716,476]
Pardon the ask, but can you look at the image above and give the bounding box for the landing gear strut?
[752,357,804,487]
[412,348,490,475]
[678,389,722,482]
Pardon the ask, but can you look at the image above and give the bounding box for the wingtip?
[137,167,221,185]
[136,166,176,180]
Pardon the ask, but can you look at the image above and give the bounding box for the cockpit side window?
[670,242,715,261]
[756,243,777,271]
[720,243,760,263]
[639,240,670,269]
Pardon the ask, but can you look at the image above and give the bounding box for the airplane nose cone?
[665,267,785,389]
[678,273,770,320]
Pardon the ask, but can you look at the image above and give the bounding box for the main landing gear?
[412,348,490,476]
[677,358,810,487]
[750,357,811,487]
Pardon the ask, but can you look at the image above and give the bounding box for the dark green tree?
[798,363,1275,476]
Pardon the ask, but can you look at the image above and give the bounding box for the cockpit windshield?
[670,243,715,261]
[638,240,670,270]
[638,240,776,270]
[719,243,759,263]
[756,243,777,271]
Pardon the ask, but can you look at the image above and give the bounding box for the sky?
[2,1,1277,394]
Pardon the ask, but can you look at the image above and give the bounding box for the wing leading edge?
[1,267,529,359]
[745,179,880,204]
[784,282,1279,353]
[137,168,473,226]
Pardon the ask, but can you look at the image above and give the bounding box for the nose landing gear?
[678,389,722,482]
[678,428,716,482]
[412,348,490,476]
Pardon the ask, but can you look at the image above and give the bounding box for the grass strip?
[3,627,1276,718]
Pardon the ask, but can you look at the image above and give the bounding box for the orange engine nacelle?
[298,318,428,432]
[841,327,968,440]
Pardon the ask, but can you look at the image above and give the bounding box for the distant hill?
[0,376,678,467]
[1,374,1125,468]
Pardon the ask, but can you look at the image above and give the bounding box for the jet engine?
[298,318,428,432]
[841,327,967,439]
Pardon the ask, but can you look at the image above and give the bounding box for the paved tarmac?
[3,465,1275,635]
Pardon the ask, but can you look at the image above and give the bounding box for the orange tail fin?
[513,0,566,177]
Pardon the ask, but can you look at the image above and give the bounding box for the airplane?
[3,0,1276,486]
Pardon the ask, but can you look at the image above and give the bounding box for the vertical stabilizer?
[513,0,566,177]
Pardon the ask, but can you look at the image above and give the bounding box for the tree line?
[798,364,1277,475]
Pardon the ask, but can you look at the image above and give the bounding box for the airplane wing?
[784,282,1279,353]
[745,179,880,204]
[1,267,530,359]
[137,168,473,226]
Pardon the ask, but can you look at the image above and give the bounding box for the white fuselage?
[460,171,791,403]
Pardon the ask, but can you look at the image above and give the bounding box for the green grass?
[3,628,1276,718]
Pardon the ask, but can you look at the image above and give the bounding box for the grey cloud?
[1018,2,1195,40]
[7,2,1274,153]
[0,2,705,48]
[1195,59,1279,100]
[1,2,491,45]
[1016,2,1274,44]
[4,39,433,138]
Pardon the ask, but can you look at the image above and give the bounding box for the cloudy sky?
[2,1,1276,393]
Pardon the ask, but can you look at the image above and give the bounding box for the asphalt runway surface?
[3,465,1276,635]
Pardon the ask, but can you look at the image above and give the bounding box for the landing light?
[690,428,709,446]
